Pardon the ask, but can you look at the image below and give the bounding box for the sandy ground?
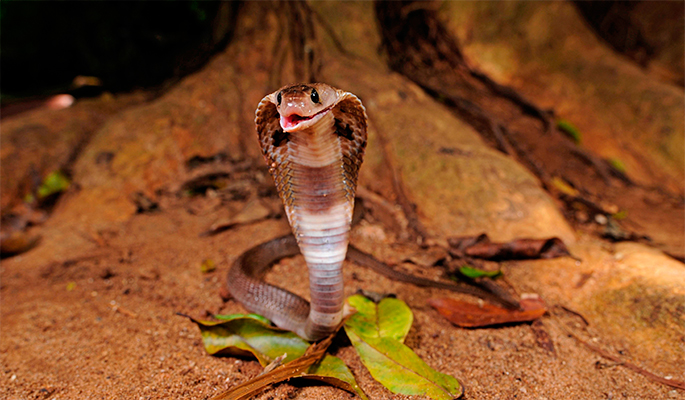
[2,190,682,400]
[2,2,683,399]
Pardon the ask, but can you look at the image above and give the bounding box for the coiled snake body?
[227,83,367,341]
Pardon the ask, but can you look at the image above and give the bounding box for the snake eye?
[276,92,282,106]
[310,88,319,104]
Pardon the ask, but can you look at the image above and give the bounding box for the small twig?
[553,305,684,391]
[556,305,590,327]
[258,353,288,377]
[209,323,339,400]
[556,320,685,390]
[110,301,138,318]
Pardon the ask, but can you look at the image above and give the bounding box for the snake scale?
[226,83,516,341]
[227,83,367,341]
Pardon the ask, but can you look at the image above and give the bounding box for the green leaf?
[345,329,462,400]
[188,315,309,366]
[189,314,367,399]
[458,265,502,279]
[551,176,579,197]
[213,313,272,324]
[200,258,216,273]
[346,294,413,342]
[344,296,462,400]
[612,210,627,220]
[608,157,626,173]
[306,354,369,400]
[556,119,582,144]
[37,171,70,198]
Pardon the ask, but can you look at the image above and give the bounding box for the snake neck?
[281,110,352,339]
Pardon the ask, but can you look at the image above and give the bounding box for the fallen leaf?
[187,314,366,399]
[345,330,462,400]
[200,258,216,273]
[531,319,555,356]
[345,295,413,342]
[551,176,580,197]
[213,313,271,324]
[428,297,546,328]
[519,293,547,312]
[448,234,570,260]
[344,295,462,400]
[458,265,501,279]
[37,171,70,198]
[187,314,308,366]
[447,234,488,253]
[607,157,626,173]
[612,210,627,220]
[305,354,368,400]
[556,119,582,144]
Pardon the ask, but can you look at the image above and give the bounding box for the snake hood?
[255,83,368,206]
[248,83,367,340]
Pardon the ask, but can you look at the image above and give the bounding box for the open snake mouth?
[280,105,334,132]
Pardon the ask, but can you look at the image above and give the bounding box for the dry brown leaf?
[208,326,338,400]
[448,234,570,260]
[428,295,546,328]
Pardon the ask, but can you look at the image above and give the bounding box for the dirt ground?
[2,2,684,400]
[2,188,683,400]
[0,188,679,400]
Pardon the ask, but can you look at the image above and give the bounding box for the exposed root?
[368,114,431,244]
[302,2,355,59]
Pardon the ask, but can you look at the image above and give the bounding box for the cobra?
[226,83,367,341]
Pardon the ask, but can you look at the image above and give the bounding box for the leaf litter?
[428,294,547,328]
[185,313,366,400]
[187,294,464,400]
[448,234,571,261]
[344,295,463,400]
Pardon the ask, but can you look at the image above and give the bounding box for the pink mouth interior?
[282,114,312,130]
[280,106,332,131]
[283,114,313,128]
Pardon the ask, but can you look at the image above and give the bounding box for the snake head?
[271,83,341,132]
[255,82,368,182]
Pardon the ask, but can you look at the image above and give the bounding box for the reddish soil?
[2,2,683,399]
[2,176,682,400]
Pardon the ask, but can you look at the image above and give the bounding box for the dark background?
[1,1,236,101]
[1,0,680,106]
